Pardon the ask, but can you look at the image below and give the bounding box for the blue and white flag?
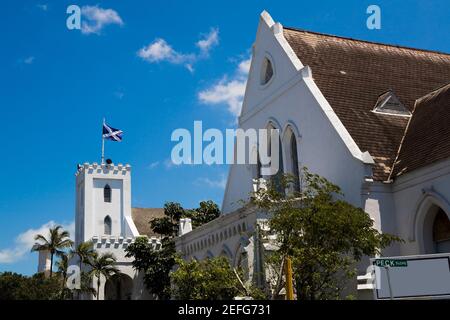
[102,123,123,142]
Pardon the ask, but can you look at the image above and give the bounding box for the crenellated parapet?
[92,235,161,250]
[75,162,131,177]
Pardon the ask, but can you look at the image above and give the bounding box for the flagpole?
[101,118,105,164]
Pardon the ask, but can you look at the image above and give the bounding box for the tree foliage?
[171,257,242,300]
[0,272,62,300]
[125,200,221,299]
[87,252,120,300]
[184,200,221,228]
[31,225,73,277]
[126,236,175,299]
[251,168,401,300]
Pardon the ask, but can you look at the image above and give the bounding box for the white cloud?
[23,56,35,64]
[196,28,219,56]
[81,5,123,35]
[194,174,227,189]
[198,57,251,117]
[36,4,48,11]
[0,221,74,264]
[114,90,124,99]
[137,38,195,66]
[164,158,181,169]
[148,161,160,169]
[138,28,219,72]
[238,58,251,74]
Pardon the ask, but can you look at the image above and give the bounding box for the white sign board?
[371,254,450,299]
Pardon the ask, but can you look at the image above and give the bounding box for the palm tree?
[72,241,95,272]
[88,252,120,300]
[71,272,97,300]
[55,253,70,299]
[32,225,73,277]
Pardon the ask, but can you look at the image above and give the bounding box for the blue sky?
[0,0,449,275]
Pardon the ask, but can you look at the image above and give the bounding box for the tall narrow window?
[265,125,284,195]
[269,135,284,195]
[274,136,285,194]
[104,184,111,203]
[290,134,300,192]
[104,215,112,235]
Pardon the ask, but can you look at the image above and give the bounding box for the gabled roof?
[283,27,450,180]
[391,83,450,178]
[131,207,164,237]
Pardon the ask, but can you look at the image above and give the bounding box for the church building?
[175,11,450,299]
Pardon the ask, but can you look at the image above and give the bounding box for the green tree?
[88,252,120,300]
[71,241,95,272]
[251,169,401,300]
[0,272,62,300]
[126,236,175,300]
[31,225,73,277]
[184,200,221,228]
[171,257,242,300]
[0,272,28,300]
[126,201,221,299]
[55,253,71,299]
[71,272,97,300]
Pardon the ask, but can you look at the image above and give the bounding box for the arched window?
[433,209,450,253]
[104,215,112,235]
[266,123,284,195]
[290,133,300,192]
[104,184,111,203]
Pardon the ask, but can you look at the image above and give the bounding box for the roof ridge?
[284,26,450,57]
[416,82,450,103]
[388,82,450,180]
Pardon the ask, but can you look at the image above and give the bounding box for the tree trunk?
[61,275,67,300]
[97,277,100,300]
[78,258,83,300]
[50,253,54,277]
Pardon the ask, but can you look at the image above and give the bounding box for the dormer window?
[373,91,411,116]
[260,57,274,86]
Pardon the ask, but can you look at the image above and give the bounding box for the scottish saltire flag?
[102,123,123,142]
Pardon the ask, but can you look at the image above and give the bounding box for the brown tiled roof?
[131,207,165,237]
[391,83,450,177]
[283,28,450,180]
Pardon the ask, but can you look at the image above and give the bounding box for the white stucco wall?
[222,11,369,214]
[75,163,133,244]
[391,158,450,255]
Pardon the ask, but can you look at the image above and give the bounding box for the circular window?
[260,57,274,86]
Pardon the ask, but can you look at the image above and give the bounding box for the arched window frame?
[282,124,301,194]
[266,121,284,195]
[104,215,112,235]
[104,184,112,203]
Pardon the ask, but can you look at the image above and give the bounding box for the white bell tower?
[75,162,137,245]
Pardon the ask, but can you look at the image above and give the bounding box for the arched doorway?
[104,274,133,300]
[433,208,450,253]
[422,205,450,254]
